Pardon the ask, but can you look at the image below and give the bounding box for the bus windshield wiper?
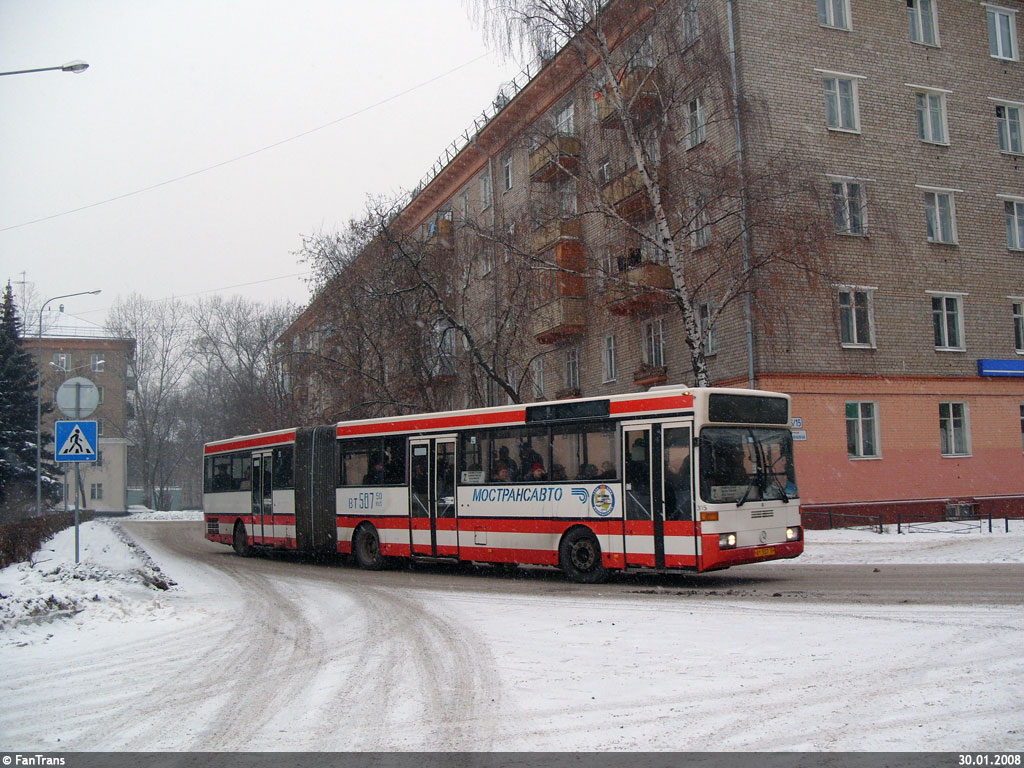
[735,471,759,507]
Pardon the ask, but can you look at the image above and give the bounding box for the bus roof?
[203,386,788,454]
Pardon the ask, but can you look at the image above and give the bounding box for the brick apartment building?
[30,310,136,513]
[281,0,1024,519]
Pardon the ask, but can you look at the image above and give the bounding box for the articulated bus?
[203,387,803,582]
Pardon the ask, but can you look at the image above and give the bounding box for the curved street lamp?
[0,60,89,77]
[36,290,102,517]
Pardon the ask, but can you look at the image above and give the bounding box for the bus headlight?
[719,533,737,550]
[786,526,802,542]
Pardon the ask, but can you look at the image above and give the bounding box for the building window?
[597,155,612,186]
[681,0,700,44]
[462,193,470,223]
[915,91,948,144]
[90,353,105,372]
[643,318,665,367]
[685,98,706,149]
[996,103,1023,154]
[90,483,103,501]
[602,335,617,382]
[633,35,655,69]
[564,346,580,390]
[1007,200,1024,250]
[690,195,711,248]
[699,302,717,355]
[52,352,68,370]
[96,450,103,468]
[502,154,513,192]
[821,73,860,132]
[532,356,545,400]
[930,293,964,350]
[555,102,574,135]
[939,402,970,456]
[1013,301,1024,353]
[97,386,104,405]
[907,0,939,46]
[481,173,492,208]
[839,288,874,347]
[818,0,850,30]
[846,401,879,458]
[923,189,957,244]
[831,179,866,235]
[96,419,104,436]
[987,5,1018,61]
[1020,403,1024,451]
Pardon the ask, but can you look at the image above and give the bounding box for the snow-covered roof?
[24,310,127,340]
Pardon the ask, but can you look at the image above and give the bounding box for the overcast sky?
[1,0,523,327]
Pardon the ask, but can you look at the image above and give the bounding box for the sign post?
[54,420,97,564]
[54,377,98,565]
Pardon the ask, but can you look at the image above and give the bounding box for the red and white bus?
[203,387,802,582]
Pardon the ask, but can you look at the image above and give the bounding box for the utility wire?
[0,53,492,234]
[71,270,313,316]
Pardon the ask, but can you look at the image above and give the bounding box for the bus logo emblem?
[591,484,615,517]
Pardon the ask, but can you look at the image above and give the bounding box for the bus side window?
[273,446,294,489]
[459,431,487,483]
[382,436,406,484]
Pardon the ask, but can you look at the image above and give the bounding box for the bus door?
[623,425,660,568]
[409,437,457,558]
[660,421,697,569]
[623,421,695,569]
[250,451,273,545]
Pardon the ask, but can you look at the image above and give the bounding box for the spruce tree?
[0,282,60,517]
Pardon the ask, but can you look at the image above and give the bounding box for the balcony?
[632,363,668,389]
[596,67,663,127]
[607,261,674,316]
[427,217,453,250]
[529,134,580,182]
[426,352,456,384]
[531,215,582,253]
[600,168,652,222]
[531,296,587,345]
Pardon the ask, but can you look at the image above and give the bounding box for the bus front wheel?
[353,524,386,570]
[232,521,251,557]
[559,527,608,584]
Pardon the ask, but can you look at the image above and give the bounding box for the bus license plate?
[754,546,776,557]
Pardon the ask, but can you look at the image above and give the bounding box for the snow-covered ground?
[0,518,1021,751]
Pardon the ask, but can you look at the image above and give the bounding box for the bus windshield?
[699,427,797,505]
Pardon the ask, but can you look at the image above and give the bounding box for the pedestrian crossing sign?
[55,420,98,463]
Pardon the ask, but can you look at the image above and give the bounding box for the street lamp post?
[0,60,89,77]
[36,290,101,518]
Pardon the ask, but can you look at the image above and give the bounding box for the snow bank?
[801,519,1024,564]
[0,520,176,646]
[123,507,204,521]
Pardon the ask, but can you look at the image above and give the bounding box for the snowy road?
[1,520,1022,751]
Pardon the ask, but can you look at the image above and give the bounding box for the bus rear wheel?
[353,523,386,570]
[232,521,251,557]
[559,527,608,584]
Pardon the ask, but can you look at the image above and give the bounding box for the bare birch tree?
[474,0,834,386]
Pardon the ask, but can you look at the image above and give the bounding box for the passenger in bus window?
[497,446,519,479]
[494,464,511,482]
[239,467,251,491]
[664,456,692,521]
[579,463,598,481]
[363,453,387,485]
[551,463,567,481]
[212,464,232,492]
[599,461,616,480]
[528,461,547,481]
